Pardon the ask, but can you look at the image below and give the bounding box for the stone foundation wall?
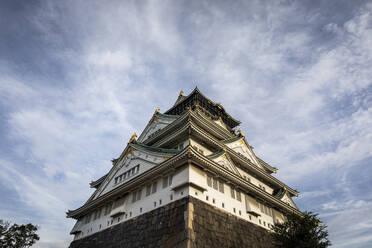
[69,197,273,248]
[189,197,274,248]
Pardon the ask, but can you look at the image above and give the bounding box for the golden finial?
[129,133,137,143]
[154,108,160,114]
[238,129,245,137]
[179,90,184,96]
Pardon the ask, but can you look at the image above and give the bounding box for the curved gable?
[138,113,178,142]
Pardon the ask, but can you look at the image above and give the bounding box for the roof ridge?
[207,150,225,159]
[131,141,179,154]
[221,135,243,143]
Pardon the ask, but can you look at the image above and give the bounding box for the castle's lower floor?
[69,196,274,248]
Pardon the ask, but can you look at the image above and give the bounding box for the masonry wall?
[189,197,274,248]
[69,197,273,248]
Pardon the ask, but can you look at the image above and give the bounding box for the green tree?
[0,219,39,248]
[271,211,331,248]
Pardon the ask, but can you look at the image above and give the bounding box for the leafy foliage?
[0,219,39,248]
[271,211,331,248]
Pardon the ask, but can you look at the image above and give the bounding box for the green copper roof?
[207,150,225,159]
[131,141,179,154]
[257,157,277,172]
[221,135,243,143]
[90,173,107,187]
[156,112,179,118]
[165,87,241,128]
[273,188,286,199]
[173,95,187,106]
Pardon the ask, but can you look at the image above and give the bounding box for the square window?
[206,196,209,201]
[236,191,241,202]
[163,177,168,188]
[207,175,212,187]
[222,203,225,208]
[137,189,142,201]
[233,208,236,213]
[230,187,235,199]
[219,180,224,193]
[213,178,218,190]
[168,175,173,185]
[152,181,157,194]
[146,185,151,196]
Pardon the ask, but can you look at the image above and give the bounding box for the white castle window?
[218,181,224,193]
[93,208,102,220]
[236,190,242,202]
[258,202,273,217]
[206,174,224,194]
[132,189,142,203]
[104,202,113,216]
[115,165,140,185]
[152,181,157,193]
[162,175,173,188]
[84,213,91,224]
[213,178,218,190]
[231,187,235,199]
[146,184,151,196]
[207,175,212,187]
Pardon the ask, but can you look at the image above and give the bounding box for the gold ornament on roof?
[238,129,245,137]
[154,108,160,114]
[179,90,184,96]
[129,133,137,143]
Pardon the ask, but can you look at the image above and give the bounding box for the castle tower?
[67,88,301,248]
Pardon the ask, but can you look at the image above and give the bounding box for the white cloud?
[0,1,371,247]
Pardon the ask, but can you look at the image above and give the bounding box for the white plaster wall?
[96,151,169,198]
[188,165,276,231]
[226,140,261,168]
[73,164,282,240]
[236,167,274,195]
[189,138,213,156]
[74,169,190,240]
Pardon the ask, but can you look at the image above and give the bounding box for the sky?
[0,0,371,247]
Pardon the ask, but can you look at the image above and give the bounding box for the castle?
[67,88,301,247]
